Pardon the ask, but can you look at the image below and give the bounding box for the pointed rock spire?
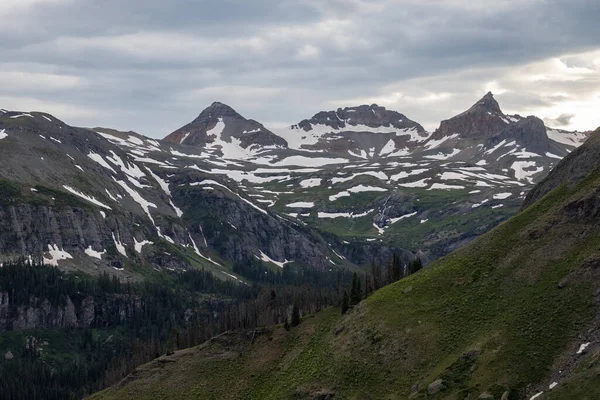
[466,92,503,115]
[430,92,509,140]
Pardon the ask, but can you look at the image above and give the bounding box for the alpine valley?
[0,92,596,399]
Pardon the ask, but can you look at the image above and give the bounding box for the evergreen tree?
[283,319,290,331]
[392,253,402,282]
[408,258,423,275]
[413,257,423,272]
[370,261,382,290]
[350,272,362,306]
[291,304,301,327]
[341,291,350,314]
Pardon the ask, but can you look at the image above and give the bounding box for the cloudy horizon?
[1,0,599,137]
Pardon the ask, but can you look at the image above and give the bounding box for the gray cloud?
[0,0,599,136]
[545,114,576,127]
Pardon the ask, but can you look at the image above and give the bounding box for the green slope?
[91,169,600,400]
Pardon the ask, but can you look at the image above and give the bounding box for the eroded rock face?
[175,184,352,269]
[0,293,87,331]
[488,116,567,156]
[0,292,136,332]
[0,203,193,273]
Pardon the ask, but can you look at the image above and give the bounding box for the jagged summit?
[296,104,425,133]
[431,92,511,140]
[462,92,503,116]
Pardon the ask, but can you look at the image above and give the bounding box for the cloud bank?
[1,0,599,136]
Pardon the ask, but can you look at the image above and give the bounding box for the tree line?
[341,255,423,315]
[0,253,423,399]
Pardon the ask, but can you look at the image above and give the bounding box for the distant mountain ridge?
[163,93,590,166]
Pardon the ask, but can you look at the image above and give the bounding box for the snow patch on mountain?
[299,178,322,188]
[63,185,112,209]
[547,129,588,147]
[256,250,291,268]
[398,178,430,188]
[429,183,465,190]
[112,232,127,257]
[493,192,512,200]
[389,212,417,224]
[511,161,543,182]
[329,185,387,201]
[88,152,118,174]
[318,209,374,219]
[286,202,314,208]
[134,238,153,254]
[43,245,73,266]
[113,178,157,223]
[85,246,106,259]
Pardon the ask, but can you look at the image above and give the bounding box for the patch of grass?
[0,179,22,206]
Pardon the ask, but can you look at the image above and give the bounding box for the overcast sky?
[1,0,599,137]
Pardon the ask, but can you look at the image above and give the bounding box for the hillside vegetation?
[91,154,600,399]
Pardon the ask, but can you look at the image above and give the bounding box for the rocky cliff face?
[0,292,119,332]
[0,196,200,275]
[485,116,570,158]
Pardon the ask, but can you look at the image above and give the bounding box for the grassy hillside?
[91,171,600,400]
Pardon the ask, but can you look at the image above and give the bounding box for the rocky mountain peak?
[296,104,425,133]
[430,92,510,140]
[464,92,503,116]
[196,102,239,121]
[163,102,287,151]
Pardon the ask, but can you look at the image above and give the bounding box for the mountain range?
[0,93,592,282]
